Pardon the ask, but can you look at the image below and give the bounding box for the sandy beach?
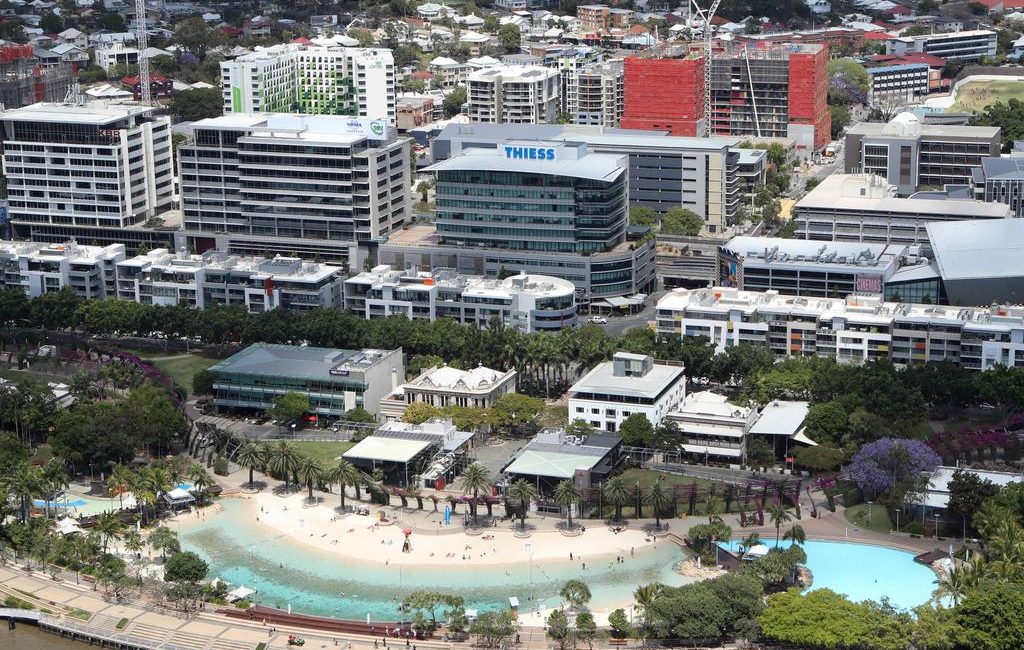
[231,490,664,568]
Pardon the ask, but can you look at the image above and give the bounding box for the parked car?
[588,316,608,324]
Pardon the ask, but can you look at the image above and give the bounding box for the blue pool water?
[177,483,193,491]
[725,539,936,609]
[33,499,87,508]
[180,499,691,620]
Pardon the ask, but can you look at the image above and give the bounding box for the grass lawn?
[292,440,356,466]
[149,354,218,395]
[951,80,1024,113]
[844,502,893,533]
[613,468,722,518]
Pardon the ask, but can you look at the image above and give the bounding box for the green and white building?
[221,44,397,125]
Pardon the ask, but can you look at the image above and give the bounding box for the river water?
[0,625,83,649]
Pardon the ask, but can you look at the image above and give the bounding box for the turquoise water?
[726,539,936,609]
[180,499,691,620]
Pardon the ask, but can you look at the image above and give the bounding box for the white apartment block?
[344,265,578,333]
[887,29,997,62]
[115,248,345,313]
[656,286,1024,371]
[568,352,687,433]
[221,44,397,125]
[177,114,410,267]
[0,103,174,246]
[571,61,624,128]
[0,240,125,299]
[378,364,518,421]
[866,63,930,107]
[466,65,560,124]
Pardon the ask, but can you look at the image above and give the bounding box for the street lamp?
[934,513,941,541]
[895,508,901,534]
[867,500,873,527]
[635,481,641,518]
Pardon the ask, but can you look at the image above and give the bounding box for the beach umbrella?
[403,527,413,536]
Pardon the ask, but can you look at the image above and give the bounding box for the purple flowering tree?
[842,437,942,500]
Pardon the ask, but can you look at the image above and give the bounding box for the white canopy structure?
[227,585,256,602]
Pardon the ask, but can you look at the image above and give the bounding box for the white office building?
[378,364,517,421]
[344,265,578,332]
[887,29,997,62]
[114,248,345,312]
[1,102,174,249]
[568,352,687,433]
[177,114,410,267]
[221,44,397,125]
[656,286,1024,370]
[666,391,756,462]
[466,65,560,124]
[0,240,125,299]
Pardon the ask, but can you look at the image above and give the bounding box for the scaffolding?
[0,45,73,109]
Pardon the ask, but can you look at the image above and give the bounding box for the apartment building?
[844,115,1001,195]
[343,265,578,332]
[0,240,125,299]
[429,123,751,232]
[466,65,560,124]
[177,114,411,267]
[0,102,175,251]
[115,248,345,312]
[570,61,624,128]
[887,29,997,62]
[568,352,687,432]
[656,286,1024,370]
[622,42,831,154]
[865,63,931,107]
[221,44,397,125]
[793,174,1010,244]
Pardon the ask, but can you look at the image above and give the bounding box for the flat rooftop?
[797,174,1010,218]
[0,102,156,125]
[846,120,1000,140]
[210,344,396,381]
[426,145,625,182]
[723,236,900,271]
[191,113,392,144]
[570,359,685,398]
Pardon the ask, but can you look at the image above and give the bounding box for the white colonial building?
[379,364,517,421]
[568,352,686,433]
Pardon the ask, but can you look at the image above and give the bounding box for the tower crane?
[136,0,151,105]
[688,0,723,137]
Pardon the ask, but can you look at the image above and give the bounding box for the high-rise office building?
[221,44,397,125]
[177,113,411,267]
[0,102,175,251]
[466,65,561,124]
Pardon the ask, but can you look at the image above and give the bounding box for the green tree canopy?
[269,392,310,423]
[164,550,208,584]
[168,88,224,122]
[661,207,704,236]
[498,24,521,52]
[618,413,654,447]
[629,205,658,227]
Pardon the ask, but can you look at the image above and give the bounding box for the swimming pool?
[180,499,692,620]
[35,493,138,518]
[725,539,936,609]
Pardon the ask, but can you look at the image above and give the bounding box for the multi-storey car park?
[656,286,1024,370]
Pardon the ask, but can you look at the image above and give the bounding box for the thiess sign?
[504,145,556,160]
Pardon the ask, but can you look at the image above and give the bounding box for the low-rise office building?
[793,173,1010,244]
[887,29,997,62]
[0,241,125,299]
[844,115,1001,195]
[656,286,1024,370]
[973,154,1024,217]
[115,249,345,312]
[209,344,404,417]
[466,65,560,124]
[502,428,622,494]
[568,352,686,433]
[665,391,755,462]
[379,364,517,421]
[865,63,930,107]
[344,418,476,486]
[344,265,578,332]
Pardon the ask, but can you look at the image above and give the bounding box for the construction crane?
[688,0,723,137]
[136,0,150,104]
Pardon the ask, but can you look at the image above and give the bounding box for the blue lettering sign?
[503,146,556,161]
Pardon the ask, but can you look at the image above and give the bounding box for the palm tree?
[554,479,582,529]
[767,502,794,547]
[40,459,68,519]
[7,463,39,524]
[94,512,126,554]
[633,583,664,640]
[645,481,673,529]
[190,467,213,506]
[328,459,362,509]
[559,579,592,609]
[458,462,491,523]
[267,441,301,489]
[783,524,806,547]
[297,456,325,503]
[107,464,132,509]
[933,561,977,606]
[148,526,179,561]
[602,478,629,522]
[122,530,144,558]
[739,532,761,554]
[235,441,265,488]
[506,479,539,531]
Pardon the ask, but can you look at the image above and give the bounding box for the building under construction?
[0,45,73,109]
[622,42,831,154]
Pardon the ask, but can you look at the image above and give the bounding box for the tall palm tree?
[94,512,126,554]
[767,502,794,547]
[554,479,582,529]
[189,466,213,506]
[783,524,806,547]
[297,456,325,503]
[506,479,539,531]
[328,459,362,509]
[458,462,491,523]
[739,532,761,554]
[933,561,977,606]
[40,459,68,520]
[107,464,132,509]
[235,441,265,488]
[603,478,629,522]
[646,481,673,529]
[7,463,39,524]
[122,530,144,558]
[268,441,300,489]
[633,583,664,641]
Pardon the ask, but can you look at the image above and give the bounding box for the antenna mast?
[136,0,151,105]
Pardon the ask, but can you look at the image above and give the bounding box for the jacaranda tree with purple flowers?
[842,438,941,503]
